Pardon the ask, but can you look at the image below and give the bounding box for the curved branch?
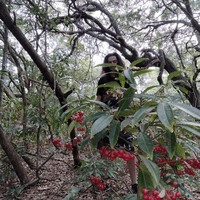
[172,0,200,34]
[86,0,122,36]
[137,20,191,32]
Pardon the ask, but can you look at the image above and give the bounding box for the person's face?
[108,56,118,71]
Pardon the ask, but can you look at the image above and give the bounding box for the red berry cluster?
[160,171,167,177]
[82,134,87,139]
[159,156,199,178]
[52,138,62,148]
[77,127,85,131]
[71,111,84,124]
[142,189,160,200]
[99,146,135,162]
[179,157,198,176]
[157,158,176,167]
[154,145,167,154]
[166,189,181,200]
[73,137,80,144]
[184,167,195,176]
[90,176,106,190]
[141,186,182,200]
[64,143,73,151]
[175,171,184,175]
[186,158,200,169]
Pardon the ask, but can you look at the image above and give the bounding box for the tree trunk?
[0,126,29,184]
[0,22,29,185]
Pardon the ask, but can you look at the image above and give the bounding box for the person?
[96,52,138,194]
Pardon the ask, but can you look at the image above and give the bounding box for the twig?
[37,152,55,172]
[29,78,50,87]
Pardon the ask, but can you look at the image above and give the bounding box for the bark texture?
[0,127,29,184]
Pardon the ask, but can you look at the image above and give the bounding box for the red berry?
[130,154,135,159]
[171,196,176,200]
[167,190,171,195]
[100,146,105,151]
[175,191,181,197]
[152,190,158,197]
[143,195,148,200]
[172,181,178,187]
[113,150,119,156]
[119,150,124,154]
[155,196,161,200]
[104,150,109,157]
[110,157,114,161]
[141,188,148,195]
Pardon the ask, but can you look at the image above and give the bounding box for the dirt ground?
[1,142,200,200]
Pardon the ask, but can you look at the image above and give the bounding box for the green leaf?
[61,105,85,120]
[177,86,189,94]
[139,155,160,186]
[80,135,90,150]
[87,100,111,110]
[138,166,155,199]
[68,120,77,135]
[109,121,120,148]
[90,129,107,148]
[124,69,136,88]
[133,69,155,77]
[117,87,135,115]
[133,93,159,100]
[139,123,149,132]
[117,109,136,118]
[172,102,200,120]
[82,111,109,125]
[132,105,156,126]
[176,143,185,159]
[121,194,137,200]
[121,118,133,129]
[167,71,182,82]
[176,121,200,127]
[63,186,82,200]
[2,174,6,182]
[157,103,174,132]
[137,133,153,159]
[143,85,161,94]
[179,125,200,137]
[185,143,200,154]
[130,58,147,68]
[71,186,82,193]
[91,115,114,137]
[96,81,121,88]
[63,192,74,200]
[179,185,195,200]
[164,131,176,159]
[117,73,126,88]
[107,169,118,179]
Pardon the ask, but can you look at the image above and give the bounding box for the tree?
[0,0,200,198]
[18,0,199,108]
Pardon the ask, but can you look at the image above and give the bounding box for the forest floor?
[1,141,200,200]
